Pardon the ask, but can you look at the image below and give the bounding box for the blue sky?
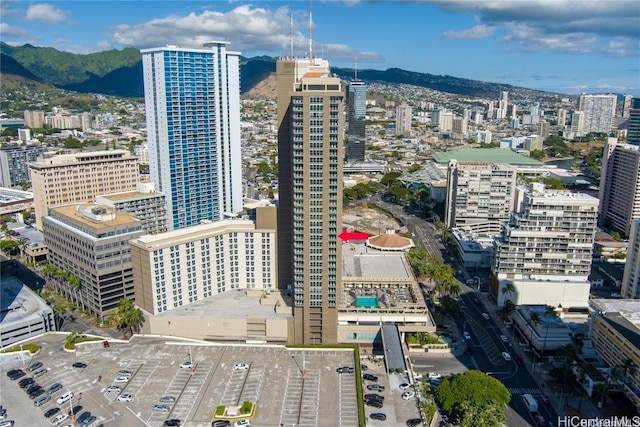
[2,1,639,95]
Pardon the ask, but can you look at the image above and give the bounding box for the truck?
[522,393,538,412]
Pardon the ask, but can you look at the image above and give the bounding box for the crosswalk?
[508,387,543,395]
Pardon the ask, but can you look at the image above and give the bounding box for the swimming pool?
[356,296,378,307]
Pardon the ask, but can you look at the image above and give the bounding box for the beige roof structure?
[366,230,414,251]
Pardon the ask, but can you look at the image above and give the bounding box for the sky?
[1,1,639,96]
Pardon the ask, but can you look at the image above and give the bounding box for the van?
[34,395,51,407]
[56,391,73,405]
[522,393,538,412]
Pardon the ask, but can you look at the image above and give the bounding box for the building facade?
[445,160,517,235]
[0,144,44,188]
[628,98,640,146]
[95,181,167,234]
[577,93,617,134]
[141,43,243,230]
[395,103,412,136]
[346,79,367,162]
[621,220,640,299]
[277,57,345,344]
[588,299,640,410]
[129,217,276,316]
[598,138,640,237]
[23,110,45,129]
[29,150,139,230]
[492,183,598,308]
[42,204,145,318]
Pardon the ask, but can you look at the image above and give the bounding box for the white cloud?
[111,4,381,61]
[25,3,67,24]
[443,25,495,40]
[0,23,32,39]
[430,0,639,55]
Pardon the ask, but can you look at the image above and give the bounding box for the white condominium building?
[493,183,599,308]
[445,160,517,235]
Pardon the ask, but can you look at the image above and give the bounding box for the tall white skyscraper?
[142,43,243,230]
[577,93,617,134]
[396,103,412,135]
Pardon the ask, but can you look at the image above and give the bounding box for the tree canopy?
[111,298,145,338]
[435,370,511,427]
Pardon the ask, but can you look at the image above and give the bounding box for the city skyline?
[1,1,638,96]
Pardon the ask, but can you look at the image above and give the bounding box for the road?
[369,197,560,426]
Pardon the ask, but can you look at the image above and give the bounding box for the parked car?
[33,395,50,407]
[463,331,472,340]
[399,382,411,390]
[159,396,176,403]
[363,373,378,382]
[106,386,121,392]
[114,376,129,384]
[32,368,47,379]
[8,370,25,381]
[49,413,68,426]
[365,399,383,408]
[80,415,96,426]
[68,405,83,416]
[233,421,250,427]
[481,312,490,320]
[163,420,182,426]
[364,393,384,401]
[514,356,525,366]
[500,335,509,343]
[233,363,249,371]
[502,352,512,362]
[367,384,385,392]
[361,364,368,371]
[29,389,45,399]
[370,413,387,421]
[212,422,231,427]
[26,384,42,394]
[27,362,43,372]
[402,391,416,400]
[19,377,35,388]
[47,383,63,394]
[406,419,422,427]
[76,412,91,424]
[72,362,87,369]
[179,362,193,369]
[117,394,133,402]
[153,404,170,412]
[336,366,354,373]
[427,372,441,380]
[44,408,61,418]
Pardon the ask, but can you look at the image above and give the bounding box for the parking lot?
[2,334,386,427]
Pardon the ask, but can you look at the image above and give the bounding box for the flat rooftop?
[98,190,164,202]
[0,275,50,325]
[432,148,543,165]
[342,244,413,279]
[155,289,289,320]
[50,204,139,229]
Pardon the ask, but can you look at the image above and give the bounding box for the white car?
[401,391,416,400]
[481,312,490,320]
[106,385,121,392]
[179,361,193,369]
[114,376,129,383]
[399,382,411,390]
[50,413,68,426]
[412,372,423,380]
[234,420,251,427]
[117,370,132,377]
[500,335,509,343]
[502,352,512,362]
[233,363,249,371]
[118,359,131,366]
[463,331,471,340]
[427,372,442,380]
[117,393,133,402]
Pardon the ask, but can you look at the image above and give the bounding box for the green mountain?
[1,42,557,98]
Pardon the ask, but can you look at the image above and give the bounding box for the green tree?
[530,149,545,160]
[0,240,20,255]
[542,305,559,353]
[111,298,145,338]
[501,282,516,304]
[435,370,510,426]
[63,138,83,149]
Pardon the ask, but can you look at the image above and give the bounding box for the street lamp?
[68,388,75,422]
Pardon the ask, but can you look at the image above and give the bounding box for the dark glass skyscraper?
[346,80,367,162]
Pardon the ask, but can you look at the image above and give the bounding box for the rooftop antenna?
[354,55,358,80]
[290,12,294,59]
[308,0,313,63]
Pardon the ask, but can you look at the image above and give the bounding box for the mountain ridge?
[0,42,565,100]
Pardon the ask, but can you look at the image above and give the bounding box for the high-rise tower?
[276,56,345,344]
[141,43,243,230]
[346,80,367,161]
[577,93,617,134]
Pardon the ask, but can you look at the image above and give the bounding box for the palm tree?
[542,305,559,355]
[593,382,611,416]
[112,298,145,338]
[619,358,638,389]
[501,282,516,305]
[501,299,516,318]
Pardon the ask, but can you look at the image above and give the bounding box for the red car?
[514,356,525,366]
